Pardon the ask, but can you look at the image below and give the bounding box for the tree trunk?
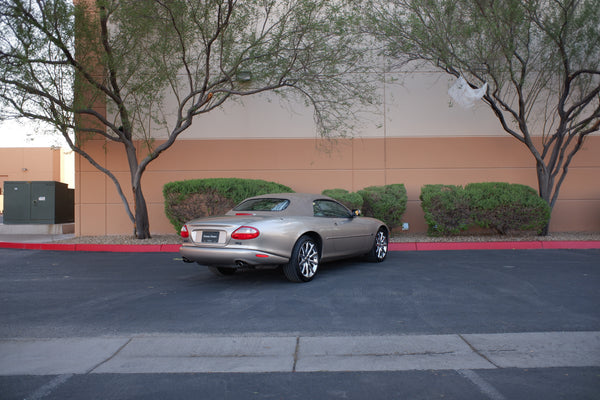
[536,161,553,236]
[133,183,151,239]
[124,140,152,239]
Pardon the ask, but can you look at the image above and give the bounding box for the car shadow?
[182,257,366,286]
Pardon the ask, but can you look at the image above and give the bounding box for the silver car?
[179,193,389,282]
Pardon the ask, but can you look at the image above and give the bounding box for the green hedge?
[323,185,407,229]
[358,184,407,229]
[420,183,551,236]
[420,184,471,236]
[322,189,364,210]
[163,178,293,232]
[466,182,551,234]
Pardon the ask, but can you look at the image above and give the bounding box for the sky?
[0,120,68,148]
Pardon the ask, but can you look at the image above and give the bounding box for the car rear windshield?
[233,198,290,212]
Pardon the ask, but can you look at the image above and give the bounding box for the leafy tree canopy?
[366,0,600,234]
[0,0,376,238]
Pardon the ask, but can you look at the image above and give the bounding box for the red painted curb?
[38,243,77,251]
[1,241,599,252]
[389,243,418,251]
[541,241,600,249]
[0,242,25,249]
[75,244,165,252]
[0,242,181,252]
[161,244,184,252]
[415,241,545,251]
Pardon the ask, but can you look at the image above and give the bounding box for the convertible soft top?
[225,193,339,217]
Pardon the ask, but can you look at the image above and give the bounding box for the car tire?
[367,227,388,262]
[283,235,320,282]
[207,266,236,276]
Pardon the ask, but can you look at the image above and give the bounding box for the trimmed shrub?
[322,189,364,210]
[420,184,471,236]
[465,182,551,235]
[420,183,551,236]
[358,184,407,229]
[163,178,293,232]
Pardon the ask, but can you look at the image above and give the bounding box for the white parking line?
[458,369,506,400]
[24,374,73,400]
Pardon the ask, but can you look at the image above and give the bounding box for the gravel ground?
[54,231,600,245]
[391,231,600,242]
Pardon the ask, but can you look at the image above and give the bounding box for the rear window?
[233,198,290,212]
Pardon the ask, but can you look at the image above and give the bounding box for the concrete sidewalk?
[0,221,75,243]
[0,233,75,243]
[1,331,599,375]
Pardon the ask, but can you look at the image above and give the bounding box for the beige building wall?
[75,71,600,236]
[0,147,61,181]
[75,135,600,236]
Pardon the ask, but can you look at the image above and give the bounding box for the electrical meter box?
[3,181,74,224]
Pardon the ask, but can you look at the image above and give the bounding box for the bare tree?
[0,0,375,238]
[367,0,600,234]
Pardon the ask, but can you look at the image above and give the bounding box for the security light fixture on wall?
[237,71,252,82]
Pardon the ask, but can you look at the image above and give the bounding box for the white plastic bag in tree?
[448,76,487,108]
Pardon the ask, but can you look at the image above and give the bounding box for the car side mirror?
[352,209,361,217]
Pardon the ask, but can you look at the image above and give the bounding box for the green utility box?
[3,181,74,224]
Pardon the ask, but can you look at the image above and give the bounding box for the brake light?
[231,226,260,240]
[235,213,253,216]
[180,225,189,238]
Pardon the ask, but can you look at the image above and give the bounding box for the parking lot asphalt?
[1,237,599,399]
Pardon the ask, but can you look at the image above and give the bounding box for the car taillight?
[231,226,260,240]
[180,225,189,238]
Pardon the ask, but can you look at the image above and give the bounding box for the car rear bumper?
[180,244,290,267]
